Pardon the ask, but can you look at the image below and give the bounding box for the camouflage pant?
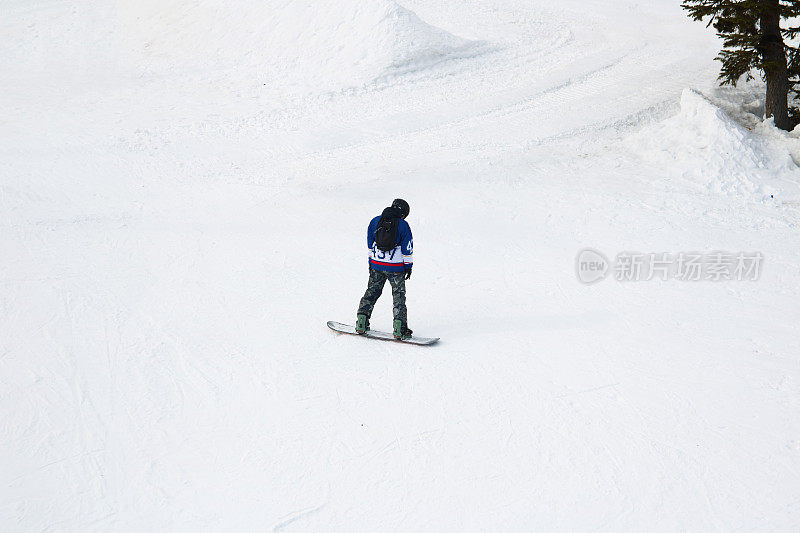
[357,268,407,325]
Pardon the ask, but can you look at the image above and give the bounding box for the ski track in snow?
[2,0,800,531]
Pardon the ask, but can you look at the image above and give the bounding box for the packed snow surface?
[2,0,800,531]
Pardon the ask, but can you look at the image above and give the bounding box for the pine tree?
[681,0,800,131]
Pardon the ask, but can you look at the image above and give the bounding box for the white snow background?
[2,0,800,530]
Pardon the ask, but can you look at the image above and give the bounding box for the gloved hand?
[404,267,412,280]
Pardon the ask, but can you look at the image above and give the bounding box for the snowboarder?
[356,199,413,340]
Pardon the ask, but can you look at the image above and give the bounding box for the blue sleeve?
[367,217,377,249]
[400,222,413,267]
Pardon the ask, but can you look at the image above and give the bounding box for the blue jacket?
[367,215,413,272]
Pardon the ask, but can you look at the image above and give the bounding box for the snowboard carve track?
[327,321,439,346]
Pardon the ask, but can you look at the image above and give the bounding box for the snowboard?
[327,321,439,346]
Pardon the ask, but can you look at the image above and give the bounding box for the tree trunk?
[759,0,791,130]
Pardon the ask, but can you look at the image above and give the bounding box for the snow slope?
[118,0,486,90]
[2,0,800,531]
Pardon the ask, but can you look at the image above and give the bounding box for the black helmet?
[391,198,410,218]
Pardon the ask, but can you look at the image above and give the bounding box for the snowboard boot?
[393,319,413,340]
[356,314,369,335]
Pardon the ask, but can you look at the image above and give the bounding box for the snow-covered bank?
[627,87,800,201]
[2,0,800,530]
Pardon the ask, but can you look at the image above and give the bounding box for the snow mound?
[119,0,484,90]
[627,88,800,200]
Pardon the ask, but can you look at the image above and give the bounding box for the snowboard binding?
[355,314,369,335]
[393,319,413,340]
